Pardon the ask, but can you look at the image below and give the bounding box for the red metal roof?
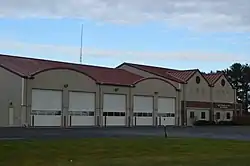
[121,63,199,83]
[203,73,223,86]
[0,54,143,86]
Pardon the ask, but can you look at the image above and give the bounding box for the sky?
[1,0,250,72]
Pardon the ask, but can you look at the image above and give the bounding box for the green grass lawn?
[0,137,250,166]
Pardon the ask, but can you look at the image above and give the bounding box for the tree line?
[210,63,250,114]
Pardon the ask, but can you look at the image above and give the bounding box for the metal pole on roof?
[80,24,83,64]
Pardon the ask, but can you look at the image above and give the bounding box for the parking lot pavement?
[0,126,250,141]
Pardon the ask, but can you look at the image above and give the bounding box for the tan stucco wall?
[132,78,180,126]
[212,75,235,103]
[26,69,98,126]
[132,78,176,97]
[185,72,211,102]
[0,67,185,127]
[0,67,22,127]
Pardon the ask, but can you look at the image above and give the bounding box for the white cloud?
[0,0,250,31]
[0,40,247,63]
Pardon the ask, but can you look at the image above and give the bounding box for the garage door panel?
[31,89,62,127]
[103,117,125,126]
[69,92,95,111]
[32,115,61,126]
[32,89,62,111]
[70,116,95,126]
[103,94,126,112]
[133,96,153,112]
[133,117,152,126]
[157,97,175,126]
[103,94,126,126]
[69,92,95,126]
[133,96,153,126]
[158,98,175,114]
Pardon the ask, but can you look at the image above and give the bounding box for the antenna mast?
[80,24,83,64]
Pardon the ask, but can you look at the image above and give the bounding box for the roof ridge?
[0,53,118,70]
[125,62,198,72]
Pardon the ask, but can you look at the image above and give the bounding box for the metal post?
[128,116,131,127]
[164,125,168,138]
[135,116,137,127]
[104,115,107,127]
[32,115,34,127]
[64,116,67,128]
[97,115,100,127]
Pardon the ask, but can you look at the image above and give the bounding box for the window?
[190,111,195,118]
[196,76,201,84]
[201,112,206,119]
[216,112,220,120]
[107,112,113,116]
[89,111,94,116]
[226,112,231,119]
[114,112,120,116]
[221,79,225,86]
[134,112,152,117]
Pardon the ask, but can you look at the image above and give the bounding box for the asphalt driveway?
[0,126,250,141]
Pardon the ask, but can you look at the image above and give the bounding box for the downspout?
[21,78,24,106]
[21,77,25,126]
[183,83,187,126]
[210,85,214,122]
[98,83,102,127]
[177,83,181,126]
[128,85,133,127]
[21,77,28,127]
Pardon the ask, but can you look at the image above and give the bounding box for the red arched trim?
[30,67,97,82]
[133,77,178,90]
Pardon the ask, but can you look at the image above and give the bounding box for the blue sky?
[0,0,250,72]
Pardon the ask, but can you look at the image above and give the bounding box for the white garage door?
[31,89,62,127]
[157,97,175,126]
[68,92,95,126]
[133,96,153,126]
[103,94,126,126]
